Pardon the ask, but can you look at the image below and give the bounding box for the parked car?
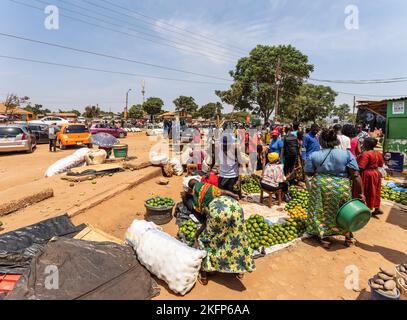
[89,124,127,138]
[146,124,164,136]
[28,123,50,144]
[77,116,86,123]
[30,116,69,126]
[56,124,91,150]
[0,124,36,153]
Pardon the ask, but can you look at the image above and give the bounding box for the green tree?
[224,111,250,123]
[332,103,351,121]
[216,45,314,123]
[4,93,30,115]
[282,83,337,123]
[83,105,101,118]
[173,96,198,114]
[128,104,144,119]
[143,97,164,121]
[24,104,51,117]
[197,102,223,120]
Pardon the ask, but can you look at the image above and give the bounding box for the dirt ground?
[72,176,407,300]
[2,134,407,300]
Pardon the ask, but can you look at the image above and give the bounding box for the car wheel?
[59,140,66,150]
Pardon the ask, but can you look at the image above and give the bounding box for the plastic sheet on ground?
[6,238,159,300]
[241,203,289,224]
[0,214,86,274]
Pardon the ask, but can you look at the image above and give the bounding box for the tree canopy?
[143,97,164,120]
[24,104,51,117]
[281,83,337,123]
[196,102,223,120]
[128,104,144,119]
[173,96,198,114]
[83,105,101,118]
[4,93,30,114]
[216,45,314,123]
[332,103,351,121]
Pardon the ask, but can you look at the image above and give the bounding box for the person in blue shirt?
[304,128,365,249]
[268,130,283,158]
[302,124,321,160]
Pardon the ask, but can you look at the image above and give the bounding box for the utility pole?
[274,57,282,123]
[125,88,132,120]
[141,80,146,104]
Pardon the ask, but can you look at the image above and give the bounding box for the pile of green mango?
[381,186,407,205]
[285,186,309,211]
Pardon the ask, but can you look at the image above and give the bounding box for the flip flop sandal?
[198,273,208,286]
[320,239,331,250]
[344,237,356,247]
[236,273,244,280]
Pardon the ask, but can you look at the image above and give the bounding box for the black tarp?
[6,238,159,300]
[0,214,86,274]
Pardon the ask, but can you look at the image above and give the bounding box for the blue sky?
[1,0,407,113]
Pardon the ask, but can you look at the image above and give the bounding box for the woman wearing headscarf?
[188,180,255,285]
[261,152,289,193]
[354,137,384,216]
[304,128,365,249]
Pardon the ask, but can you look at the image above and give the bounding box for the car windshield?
[64,125,88,133]
[0,127,23,138]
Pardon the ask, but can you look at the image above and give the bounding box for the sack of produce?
[85,149,107,165]
[125,220,206,295]
[45,148,90,177]
[150,152,169,166]
[169,157,183,176]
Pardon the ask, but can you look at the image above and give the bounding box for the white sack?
[45,148,90,177]
[125,220,206,296]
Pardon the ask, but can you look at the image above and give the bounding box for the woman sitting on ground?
[188,179,255,285]
[304,128,365,249]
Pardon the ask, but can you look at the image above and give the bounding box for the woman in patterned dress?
[304,129,365,249]
[193,196,255,285]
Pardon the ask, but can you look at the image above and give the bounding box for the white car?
[146,124,164,136]
[30,116,69,126]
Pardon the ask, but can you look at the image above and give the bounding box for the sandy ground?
[72,176,407,300]
[2,134,407,299]
[0,133,162,233]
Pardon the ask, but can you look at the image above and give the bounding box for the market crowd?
[176,121,385,283]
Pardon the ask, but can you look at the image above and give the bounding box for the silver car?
[0,124,37,153]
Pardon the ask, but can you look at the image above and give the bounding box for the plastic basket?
[0,274,21,294]
[368,279,400,300]
[144,197,175,225]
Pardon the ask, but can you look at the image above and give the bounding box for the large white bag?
[45,148,90,177]
[150,152,169,165]
[85,149,107,165]
[125,220,206,296]
[169,157,183,176]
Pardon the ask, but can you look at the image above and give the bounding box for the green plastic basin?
[336,199,371,232]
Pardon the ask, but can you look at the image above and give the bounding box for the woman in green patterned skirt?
[304,128,365,249]
[194,196,255,285]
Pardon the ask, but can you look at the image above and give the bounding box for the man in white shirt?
[333,124,351,151]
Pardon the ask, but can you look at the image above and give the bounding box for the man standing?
[48,123,57,152]
[282,125,299,176]
[333,124,351,151]
[302,124,320,160]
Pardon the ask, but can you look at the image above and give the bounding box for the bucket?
[368,279,400,300]
[397,278,407,300]
[144,198,175,225]
[112,144,128,159]
[336,199,371,232]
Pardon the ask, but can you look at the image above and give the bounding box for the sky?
[0,0,407,114]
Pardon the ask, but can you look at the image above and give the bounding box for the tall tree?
[4,93,30,115]
[224,111,250,123]
[128,104,144,119]
[83,105,101,118]
[143,97,164,121]
[173,96,198,114]
[216,45,314,123]
[197,102,223,120]
[24,104,51,117]
[281,83,337,123]
[332,103,351,121]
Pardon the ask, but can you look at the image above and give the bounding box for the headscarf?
[267,152,280,164]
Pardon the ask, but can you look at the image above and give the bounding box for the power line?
[8,0,235,63]
[0,32,232,81]
[0,54,231,85]
[98,0,248,55]
[78,0,245,58]
[54,0,239,61]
